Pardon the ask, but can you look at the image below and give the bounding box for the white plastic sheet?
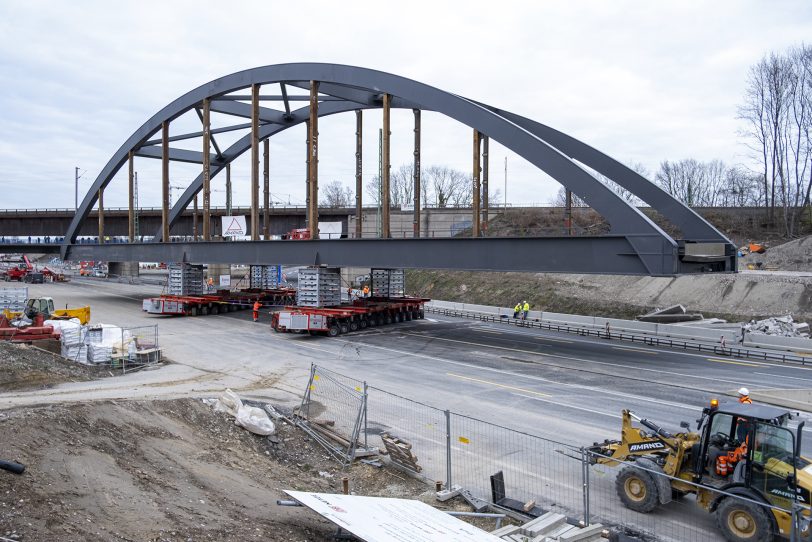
[211,389,275,435]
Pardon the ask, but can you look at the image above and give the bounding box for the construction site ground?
[4,278,812,541]
[0,352,441,542]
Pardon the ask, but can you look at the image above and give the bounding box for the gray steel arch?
[62,63,734,274]
[67,64,669,242]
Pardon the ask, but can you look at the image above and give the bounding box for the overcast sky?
[1,0,810,210]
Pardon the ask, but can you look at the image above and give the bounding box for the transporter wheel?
[716,497,772,542]
[395,313,403,323]
[349,320,359,332]
[190,307,199,317]
[369,316,378,327]
[200,306,209,316]
[405,311,413,321]
[328,324,341,337]
[340,323,349,334]
[418,310,425,319]
[384,314,393,325]
[359,318,369,329]
[616,466,659,513]
[210,305,219,315]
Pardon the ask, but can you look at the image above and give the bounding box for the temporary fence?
[298,363,812,541]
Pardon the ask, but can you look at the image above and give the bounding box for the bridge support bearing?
[109,261,138,278]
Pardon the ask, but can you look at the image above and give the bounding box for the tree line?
[321,164,501,208]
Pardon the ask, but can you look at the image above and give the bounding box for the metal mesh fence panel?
[366,386,448,485]
[298,365,365,463]
[587,450,796,542]
[449,413,585,520]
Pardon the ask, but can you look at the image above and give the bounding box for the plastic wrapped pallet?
[87,343,113,364]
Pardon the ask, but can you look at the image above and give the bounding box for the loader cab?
[696,402,808,508]
[24,297,55,319]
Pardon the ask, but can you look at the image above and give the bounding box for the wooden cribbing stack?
[380,432,421,473]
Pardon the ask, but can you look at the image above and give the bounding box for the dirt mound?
[0,398,432,541]
[747,236,812,271]
[0,342,110,392]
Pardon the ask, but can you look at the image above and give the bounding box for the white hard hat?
[738,387,750,396]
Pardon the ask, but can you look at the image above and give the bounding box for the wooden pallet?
[380,432,421,472]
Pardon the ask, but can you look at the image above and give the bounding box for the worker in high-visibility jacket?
[738,387,752,404]
[252,300,262,322]
[513,303,521,318]
[522,301,530,320]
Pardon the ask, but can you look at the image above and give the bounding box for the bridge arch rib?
[63,63,735,275]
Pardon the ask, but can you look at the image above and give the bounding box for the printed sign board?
[222,216,247,236]
[219,275,231,287]
[318,221,343,239]
[284,491,501,542]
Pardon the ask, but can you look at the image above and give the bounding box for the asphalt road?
[4,277,812,541]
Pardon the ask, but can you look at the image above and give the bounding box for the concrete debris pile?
[637,304,704,323]
[491,512,605,541]
[744,315,810,338]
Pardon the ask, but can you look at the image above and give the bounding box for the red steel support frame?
[381,93,391,238]
[250,84,260,241]
[413,109,421,238]
[308,81,319,239]
[161,121,170,243]
[202,97,212,241]
[355,110,363,239]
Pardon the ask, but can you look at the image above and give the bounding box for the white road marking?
[335,336,700,411]
[514,393,621,420]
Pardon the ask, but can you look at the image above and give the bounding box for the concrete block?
[523,512,567,536]
[558,523,605,541]
[543,524,576,539]
[435,484,462,502]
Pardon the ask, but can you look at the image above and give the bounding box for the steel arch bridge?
[58,63,735,275]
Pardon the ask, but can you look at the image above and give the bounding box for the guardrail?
[425,303,812,365]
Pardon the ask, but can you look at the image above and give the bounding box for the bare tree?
[654,159,728,207]
[424,165,470,207]
[321,180,353,208]
[739,45,812,234]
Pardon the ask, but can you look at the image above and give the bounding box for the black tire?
[359,318,368,329]
[615,466,659,513]
[190,307,199,317]
[328,324,340,337]
[405,311,413,321]
[210,305,219,315]
[418,310,425,319]
[349,320,359,332]
[395,313,403,323]
[200,306,209,316]
[716,496,772,542]
[340,323,349,334]
[369,316,378,327]
[384,314,393,325]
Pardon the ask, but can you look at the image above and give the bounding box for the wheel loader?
[588,401,811,541]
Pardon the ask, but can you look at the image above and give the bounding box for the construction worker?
[513,302,521,318]
[362,285,370,298]
[207,276,214,292]
[252,300,262,322]
[738,387,752,404]
[522,300,530,320]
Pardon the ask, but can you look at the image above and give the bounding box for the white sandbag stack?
[49,319,88,363]
[88,343,113,364]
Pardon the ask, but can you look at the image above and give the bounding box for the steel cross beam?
[59,235,677,276]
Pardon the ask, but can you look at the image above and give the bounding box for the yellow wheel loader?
[589,402,811,541]
[2,297,90,324]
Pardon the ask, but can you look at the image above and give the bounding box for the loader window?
[750,423,796,507]
[710,413,735,441]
